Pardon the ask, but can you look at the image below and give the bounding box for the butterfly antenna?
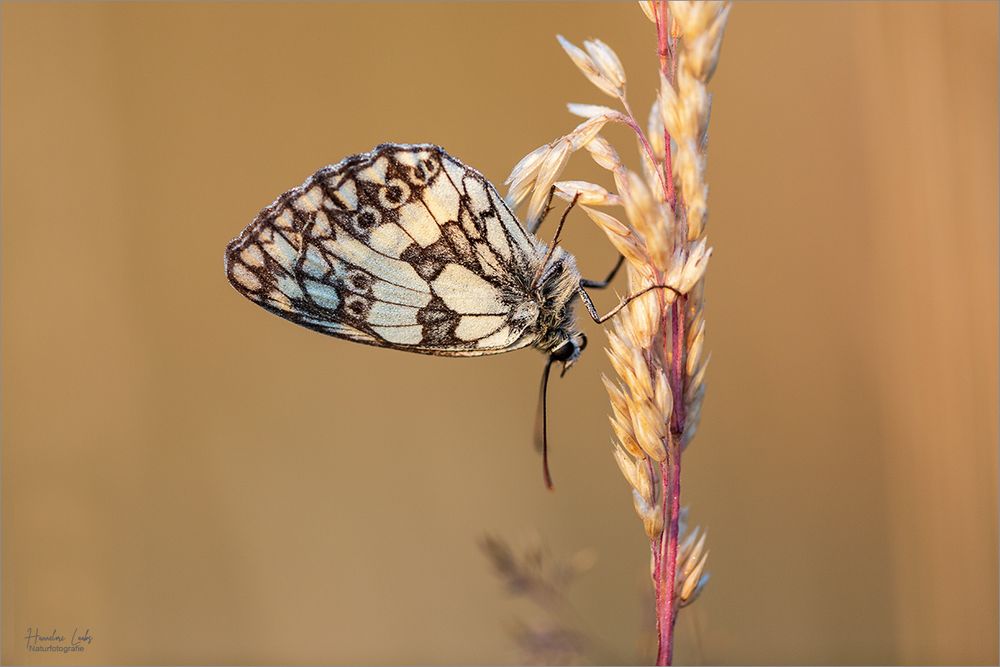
[535,356,556,490]
[532,193,580,289]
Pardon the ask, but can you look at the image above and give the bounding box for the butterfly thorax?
[529,247,584,358]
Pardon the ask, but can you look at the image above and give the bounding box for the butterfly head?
[549,331,587,376]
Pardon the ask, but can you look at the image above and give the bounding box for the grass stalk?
[505,4,730,662]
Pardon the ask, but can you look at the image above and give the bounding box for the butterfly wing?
[225,144,547,356]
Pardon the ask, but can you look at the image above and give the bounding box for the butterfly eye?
[550,340,577,362]
[577,333,588,352]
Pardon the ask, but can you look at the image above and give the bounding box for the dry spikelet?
[623,290,660,350]
[585,136,621,172]
[601,374,628,412]
[679,574,709,607]
[614,169,650,230]
[647,98,666,160]
[653,370,673,421]
[644,206,675,268]
[632,489,664,540]
[606,390,639,440]
[685,352,710,404]
[557,34,623,99]
[610,414,644,458]
[583,39,627,93]
[566,113,622,150]
[638,137,665,204]
[613,444,642,491]
[554,181,620,206]
[630,405,666,462]
[638,1,658,23]
[583,205,630,237]
[662,1,730,239]
[504,144,550,209]
[678,238,711,292]
[581,206,647,266]
[682,540,708,583]
[629,347,655,399]
[506,4,729,655]
[605,331,640,391]
[567,102,620,119]
[670,1,731,82]
[526,139,572,225]
[686,320,706,376]
[677,525,701,561]
[678,548,709,600]
[673,522,710,606]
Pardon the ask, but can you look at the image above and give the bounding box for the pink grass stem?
[653,3,686,664]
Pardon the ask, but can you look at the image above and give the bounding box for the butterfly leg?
[532,193,581,287]
[527,184,560,235]
[577,281,682,324]
[580,254,625,289]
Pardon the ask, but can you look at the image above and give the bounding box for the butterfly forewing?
[225,144,547,355]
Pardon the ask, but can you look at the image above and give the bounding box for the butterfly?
[224,143,674,487]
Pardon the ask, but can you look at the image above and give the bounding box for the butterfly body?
[225,143,586,363]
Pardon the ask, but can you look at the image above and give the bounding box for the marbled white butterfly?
[224,143,674,486]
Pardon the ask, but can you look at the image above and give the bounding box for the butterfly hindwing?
[225,144,545,355]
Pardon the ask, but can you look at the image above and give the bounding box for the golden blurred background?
[2,2,996,664]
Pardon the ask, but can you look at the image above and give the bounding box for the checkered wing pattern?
[225,144,549,355]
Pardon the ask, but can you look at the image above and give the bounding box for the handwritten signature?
[24,627,93,653]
